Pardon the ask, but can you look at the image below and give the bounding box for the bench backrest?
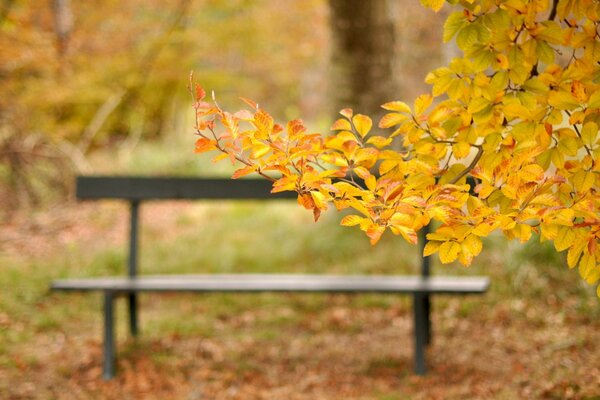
[76,176,297,201]
[76,175,431,279]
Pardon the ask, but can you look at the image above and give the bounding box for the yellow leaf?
[578,253,596,283]
[352,114,373,138]
[558,137,578,156]
[420,0,445,12]
[588,90,600,109]
[340,214,364,227]
[463,234,483,258]
[253,110,274,136]
[251,142,271,159]
[567,243,583,269]
[439,241,460,264]
[390,225,418,244]
[572,170,595,193]
[414,94,433,117]
[271,176,298,193]
[423,240,442,257]
[581,122,598,147]
[381,101,411,113]
[310,191,328,210]
[365,175,377,191]
[584,265,600,285]
[548,90,581,110]
[518,164,545,182]
[452,142,471,159]
[366,136,393,148]
[554,226,575,252]
[379,113,408,129]
[331,118,352,131]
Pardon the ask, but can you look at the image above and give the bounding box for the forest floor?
[1,200,599,400]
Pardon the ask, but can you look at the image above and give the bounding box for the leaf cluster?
[193,0,600,297]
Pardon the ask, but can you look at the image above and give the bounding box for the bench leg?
[103,292,116,380]
[128,293,139,337]
[413,293,427,375]
[424,295,431,346]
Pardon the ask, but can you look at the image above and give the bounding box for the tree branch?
[448,146,483,184]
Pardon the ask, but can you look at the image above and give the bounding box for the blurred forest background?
[0,0,449,216]
[2,2,600,398]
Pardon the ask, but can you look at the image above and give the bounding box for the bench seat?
[52,274,490,294]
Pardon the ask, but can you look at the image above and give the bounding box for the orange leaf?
[195,84,206,101]
[366,224,385,245]
[194,138,216,153]
[231,166,255,179]
[240,97,259,110]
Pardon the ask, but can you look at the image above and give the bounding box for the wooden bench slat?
[52,274,490,294]
[76,176,297,200]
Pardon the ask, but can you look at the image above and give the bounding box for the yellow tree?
[193,0,600,297]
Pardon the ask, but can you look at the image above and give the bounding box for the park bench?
[51,176,490,379]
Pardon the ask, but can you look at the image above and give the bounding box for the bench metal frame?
[52,176,490,379]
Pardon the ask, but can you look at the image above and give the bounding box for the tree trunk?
[52,0,73,59]
[328,0,397,119]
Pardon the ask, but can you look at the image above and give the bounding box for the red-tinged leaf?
[194,138,216,153]
[331,118,352,131]
[233,109,254,120]
[339,108,353,119]
[313,207,322,222]
[340,214,364,226]
[193,101,212,111]
[287,119,306,136]
[195,84,206,101]
[231,166,255,179]
[240,97,259,110]
[273,123,284,135]
[321,183,340,194]
[297,194,315,210]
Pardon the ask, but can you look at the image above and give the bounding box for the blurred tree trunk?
[52,0,73,59]
[328,0,397,119]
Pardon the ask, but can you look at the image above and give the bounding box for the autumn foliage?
[193,0,600,296]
